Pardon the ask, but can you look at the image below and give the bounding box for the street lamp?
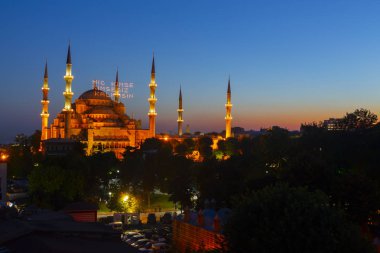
[0,153,8,162]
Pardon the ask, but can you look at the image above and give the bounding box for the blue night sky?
[1,0,380,143]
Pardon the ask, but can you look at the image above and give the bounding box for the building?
[64,202,98,223]
[41,45,156,159]
[40,45,235,158]
[323,118,344,131]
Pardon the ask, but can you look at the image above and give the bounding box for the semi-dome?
[79,89,111,100]
[88,106,116,115]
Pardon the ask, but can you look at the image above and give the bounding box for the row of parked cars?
[121,226,172,253]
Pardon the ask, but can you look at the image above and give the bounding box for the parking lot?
[119,212,173,253]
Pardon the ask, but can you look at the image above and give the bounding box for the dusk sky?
[1,0,380,143]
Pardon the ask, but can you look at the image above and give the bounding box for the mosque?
[40,45,232,158]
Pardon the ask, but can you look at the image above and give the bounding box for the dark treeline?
[6,108,380,252]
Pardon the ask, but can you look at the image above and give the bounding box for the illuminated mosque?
[40,45,232,158]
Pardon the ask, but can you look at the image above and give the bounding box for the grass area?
[147,193,176,211]
[98,201,111,212]
[97,193,176,213]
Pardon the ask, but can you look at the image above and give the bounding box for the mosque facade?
[40,45,232,158]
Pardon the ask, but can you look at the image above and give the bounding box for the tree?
[86,152,120,202]
[29,130,42,154]
[174,143,188,155]
[197,136,213,160]
[224,184,374,253]
[251,126,291,170]
[335,171,380,224]
[218,137,239,156]
[8,133,34,178]
[183,138,196,152]
[343,108,377,130]
[28,164,85,209]
[166,155,195,210]
[121,138,174,210]
[281,150,338,194]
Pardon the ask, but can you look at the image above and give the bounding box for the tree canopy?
[224,184,374,253]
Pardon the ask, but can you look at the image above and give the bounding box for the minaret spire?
[44,60,48,78]
[40,60,50,144]
[225,77,232,138]
[227,76,231,94]
[151,55,155,77]
[177,85,184,136]
[148,53,157,137]
[66,43,72,64]
[63,43,74,139]
[114,68,120,103]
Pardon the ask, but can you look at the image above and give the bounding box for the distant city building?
[323,118,344,131]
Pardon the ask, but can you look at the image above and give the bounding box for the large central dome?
[78,89,111,100]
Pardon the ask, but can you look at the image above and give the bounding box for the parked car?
[128,215,141,225]
[147,213,157,224]
[107,221,123,231]
[141,241,153,249]
[131,238,151,248]
[152,242,169,252]
[151,234,166,243]
[141,229,154,239]
[126,234,144,244]
[122,231,140,241]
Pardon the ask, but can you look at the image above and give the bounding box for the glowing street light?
[0,153,8,162]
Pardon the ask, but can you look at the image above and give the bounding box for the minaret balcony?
[63,91,74,96]
[41,100,50,104]
[148,112,157,116]
[177,119,184,122]
[148,98,157,102]
[64,75,74,80]
[225,104,233,107]
[41,87,50,90]
[40,113,50,117]
[177,109,184,112]
[63,107,73,112]
[225,116,233,120]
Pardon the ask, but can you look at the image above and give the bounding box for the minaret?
[177,86,184,136]
[113,68,120,103]
[225,77,232,138]
[40,61,50,142]
[148,54,157,137]
[63,44,74,139]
